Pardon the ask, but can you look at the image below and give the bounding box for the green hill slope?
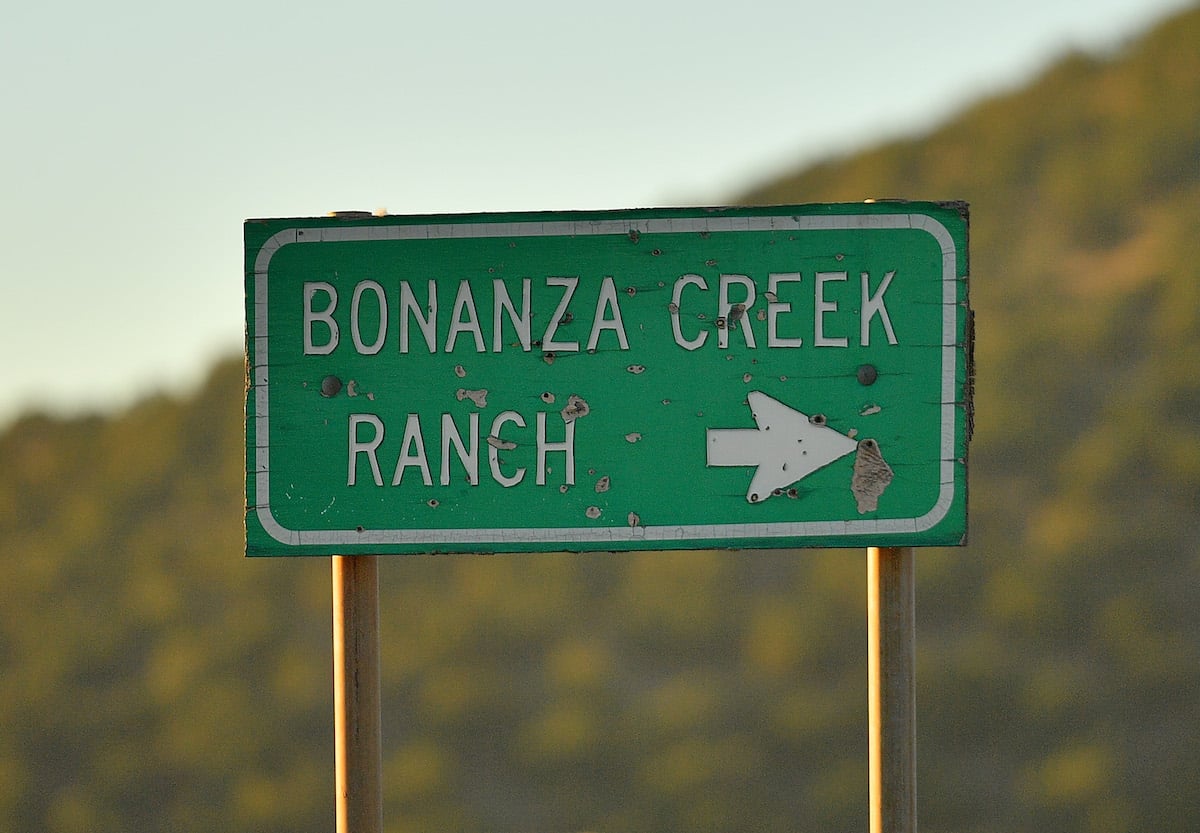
[2,6,1199,832]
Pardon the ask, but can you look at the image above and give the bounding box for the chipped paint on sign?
[851,438,895,513]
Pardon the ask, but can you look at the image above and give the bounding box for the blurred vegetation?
[2,5,1199,831]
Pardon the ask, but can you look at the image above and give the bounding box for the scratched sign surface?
[245,203,970,555]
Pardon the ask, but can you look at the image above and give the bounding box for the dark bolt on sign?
[244,202,971,555]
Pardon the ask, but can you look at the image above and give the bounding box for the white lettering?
[350,281,387,355]
[347,413,384,486]
[767,272,803,348]
[391,414,433,486]
[350,408,587,490]
[861,270,898,346]
[814,271,848,348]
[440,413,479,485]
[446,280,485,353]
[304,282,339,355]
[718,274,757,349]
[399,280,437,354]
[671,274,708,350]
[542,276,579,352]
[585,276,630,351]
[536,412,576,486]
[488,411,526,487]
[493,278,532,352]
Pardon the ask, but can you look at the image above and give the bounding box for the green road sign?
[245,203,970,555]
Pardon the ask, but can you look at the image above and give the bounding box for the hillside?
[2,5,1199,832]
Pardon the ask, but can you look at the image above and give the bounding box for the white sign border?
[251,211,962,548]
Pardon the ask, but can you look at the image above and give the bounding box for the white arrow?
[706,391,858,503]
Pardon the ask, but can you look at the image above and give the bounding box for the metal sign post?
[868,546,916,833]
[332,554,382,833]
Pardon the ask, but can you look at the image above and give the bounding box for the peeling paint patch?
[743,373,753,383]
[627,364,646,374]
[728,303,746,329]
[595,475,611,493]
[456,388,488,408]
[543,352,556,365]
[559,484,570,494]
[454,364,466,378]
[860,404,882,416]
[347,379,359,397]
[427,498,440,508]
[851,439,894,513]
[628,512,641,528]
[585,506,602,519]
[625,432,642,443]
[540,391,556,404]
[486,435,517,450]
[561,394,590,423]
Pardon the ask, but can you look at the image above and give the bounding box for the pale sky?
[1,0,1192,428]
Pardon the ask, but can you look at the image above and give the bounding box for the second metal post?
[868,546,916,833]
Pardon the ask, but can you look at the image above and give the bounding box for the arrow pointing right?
[706,391,858,503]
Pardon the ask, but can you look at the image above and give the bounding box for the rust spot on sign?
[320,375,342,398]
